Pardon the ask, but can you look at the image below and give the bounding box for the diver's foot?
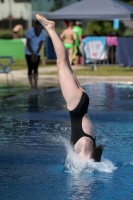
[36,14,55,29]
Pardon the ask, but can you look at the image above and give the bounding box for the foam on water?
[51,135,117,175]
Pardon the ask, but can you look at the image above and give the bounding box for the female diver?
[36,14,104,162]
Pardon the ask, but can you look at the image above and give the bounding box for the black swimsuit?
[69,92,96,146]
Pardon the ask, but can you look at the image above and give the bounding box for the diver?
[36,14,104,162]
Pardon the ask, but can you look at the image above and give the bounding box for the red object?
[80,56,84,65]
[64,20,69,27]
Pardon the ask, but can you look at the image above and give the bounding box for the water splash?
[57,136,117,174]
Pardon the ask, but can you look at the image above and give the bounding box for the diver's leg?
[36,14,83,110]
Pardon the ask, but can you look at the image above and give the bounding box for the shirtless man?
[60,21,76,65]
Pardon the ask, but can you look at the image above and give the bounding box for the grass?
[1,58,133,76]
[0,58,55,70]
[1,59,133,99]
[75,66,133,76]
[0,58,27,70]
[41,65,133,76]
[0,83,30,99]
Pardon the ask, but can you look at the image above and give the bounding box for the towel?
[82,36,107,64]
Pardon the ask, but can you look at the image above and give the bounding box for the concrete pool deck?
[0,65,133,88]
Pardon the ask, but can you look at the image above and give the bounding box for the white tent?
[48,0,133,20]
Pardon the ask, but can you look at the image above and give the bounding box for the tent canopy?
[48,0,133,20]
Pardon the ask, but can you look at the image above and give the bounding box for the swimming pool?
[0,82,133,200]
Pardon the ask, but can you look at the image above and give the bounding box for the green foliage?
[120,0,133,5]
[0,30,13,39]
[88,21,126,36]
[43,66,133,76]
[0,30,26,39]
[50,0,64,11]
[50,0,78,11]
[73,66,133,76]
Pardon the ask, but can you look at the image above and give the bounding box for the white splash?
[59,136,117,174]
[45,134,117,174]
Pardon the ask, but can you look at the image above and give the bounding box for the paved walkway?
[1,66,133,88]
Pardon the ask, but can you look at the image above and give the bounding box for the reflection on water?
[0,83,133,114]
[68,172,114,200]
[0,83,133,200]
[84,83,133,111]
[28,94,40,112]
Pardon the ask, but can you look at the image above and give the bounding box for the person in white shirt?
[25,20,46,91]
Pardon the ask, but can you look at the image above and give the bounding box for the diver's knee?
[56,59,66,69]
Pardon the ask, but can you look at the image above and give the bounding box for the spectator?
[107,32,118,64]
[13,24,23,39]
[60,21,76,65]
[25,20,46,91]
[73,21,83,65]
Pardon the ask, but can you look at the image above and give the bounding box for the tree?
[50,0,64,11]
[120,0,133,6]
[50,0,80,11]
[88,21,126,36]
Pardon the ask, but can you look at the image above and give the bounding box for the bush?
[0,30,13,39]
[0,30,26,39]
[88,21,126,36]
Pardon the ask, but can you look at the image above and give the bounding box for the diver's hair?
[92,145,104,162]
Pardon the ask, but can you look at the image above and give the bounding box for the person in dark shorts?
[36,14,104,162]
[25,20,46,90]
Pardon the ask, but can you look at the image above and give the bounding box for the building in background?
[0,0,31,29]
[0,0,30,21]
[0,0,82,29]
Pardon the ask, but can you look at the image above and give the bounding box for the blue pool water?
[0,82,133,200]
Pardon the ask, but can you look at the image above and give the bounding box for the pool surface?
[0,82,133,200]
